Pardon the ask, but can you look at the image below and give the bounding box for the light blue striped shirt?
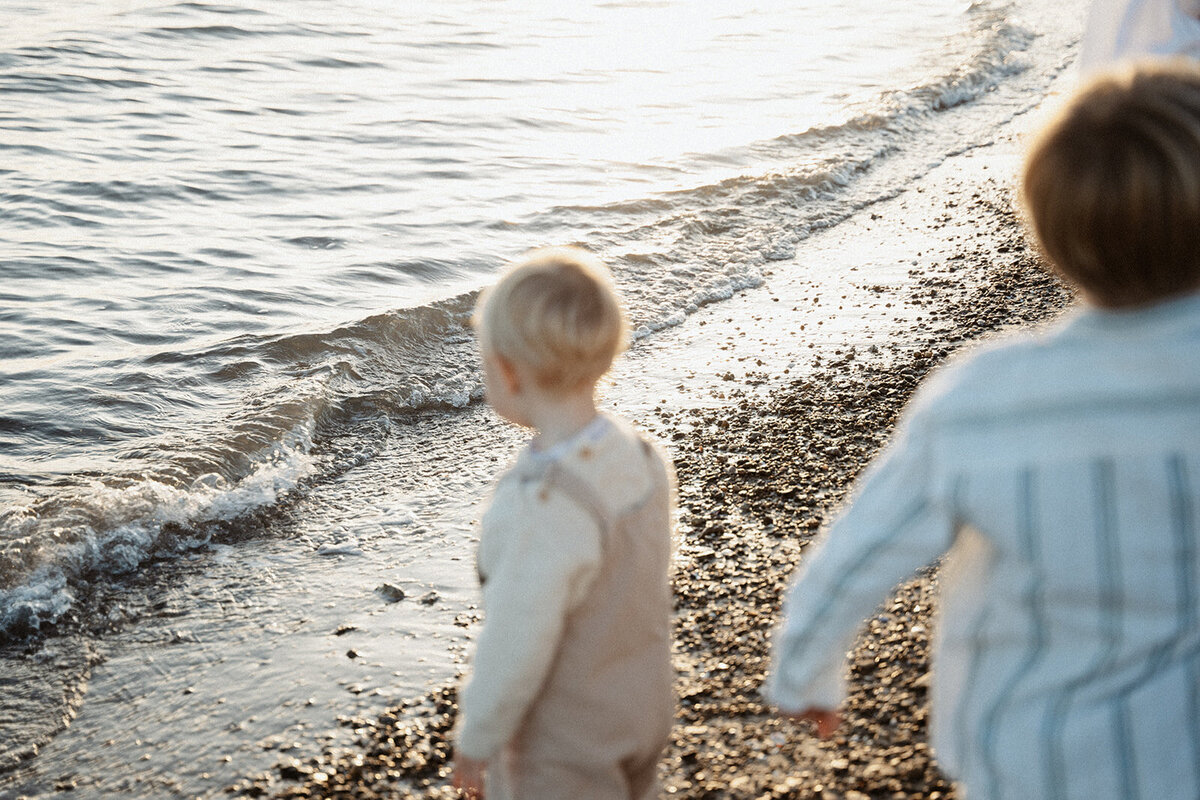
[767,291,1200,800]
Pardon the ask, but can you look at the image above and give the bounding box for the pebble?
[374,584,405,603]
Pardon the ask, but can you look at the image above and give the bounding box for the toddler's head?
[474,247,628,396]
[1022,60,1200,308]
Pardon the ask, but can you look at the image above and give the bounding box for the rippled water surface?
[0,0,1016,638]
[4,0,968,357]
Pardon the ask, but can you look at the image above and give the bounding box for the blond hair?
[1021,60,1200,307]
[475,247,628,391]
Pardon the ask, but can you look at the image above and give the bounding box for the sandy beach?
[218,71,1078,800]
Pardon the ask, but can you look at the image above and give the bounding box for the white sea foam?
[315,542,365,557]
[0,421,319,637]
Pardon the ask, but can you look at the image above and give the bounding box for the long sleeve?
[455,483,602,760]
[765,401,957,712]
[1080,0,1200,75]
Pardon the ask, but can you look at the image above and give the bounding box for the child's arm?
[454,486,602,762]
[766,402,955,715]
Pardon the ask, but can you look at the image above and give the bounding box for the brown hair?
[1021,60,1200,307]
[475,247,628,391]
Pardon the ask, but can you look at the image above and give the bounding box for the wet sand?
[225,93,1075,800]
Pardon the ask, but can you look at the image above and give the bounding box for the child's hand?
[452,755,487,799]
[786,707,842,739]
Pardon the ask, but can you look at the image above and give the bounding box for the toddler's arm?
[766,403,955,714]
[455,486,602,761]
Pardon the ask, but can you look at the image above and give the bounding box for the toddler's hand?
[452,755,487,799]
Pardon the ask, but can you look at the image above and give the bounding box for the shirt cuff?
[764,645,847,713]
[453,715,498,762]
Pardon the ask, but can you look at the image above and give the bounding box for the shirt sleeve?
[454,483,603,760]
[764,398,957,713]
[1080,0,1200,75]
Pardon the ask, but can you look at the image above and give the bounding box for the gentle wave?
[0,423,319,639]
[557,8,1034,220]
[141,24,276,40]
[0,258,734,640]
[0,72,162,95]
[167,2,269,16]
[0,295,485,641]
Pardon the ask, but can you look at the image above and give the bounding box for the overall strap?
[539,435,664,538]
[638,438,667,491]
[540,462,614,538]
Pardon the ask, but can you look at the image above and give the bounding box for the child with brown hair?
[452,247,675,800]
[767,61,1200,800]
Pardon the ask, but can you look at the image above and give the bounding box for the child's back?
[937,298,1200,799]
[478,414,674,798]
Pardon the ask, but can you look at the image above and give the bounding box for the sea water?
[0,0,1087,795]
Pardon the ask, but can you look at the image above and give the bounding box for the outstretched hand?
[452,755,487,799]
[787,707,842,739]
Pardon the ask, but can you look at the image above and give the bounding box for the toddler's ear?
[496,354,523,394]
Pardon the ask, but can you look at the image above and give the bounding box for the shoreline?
[226,95,1074,799]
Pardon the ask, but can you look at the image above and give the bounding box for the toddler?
[767,62,1200,800]
[452,247,675,800]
